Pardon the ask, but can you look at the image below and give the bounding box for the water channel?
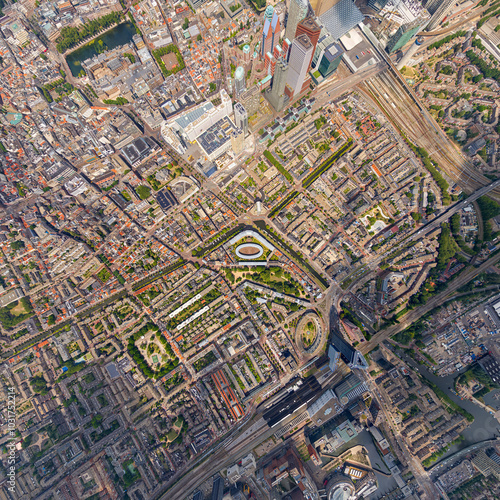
[65,22,137,77]
[394,347,500,459]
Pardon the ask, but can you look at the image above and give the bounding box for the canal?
[65,22,137,77]
[394,347,500,460]
[332,430,398,498]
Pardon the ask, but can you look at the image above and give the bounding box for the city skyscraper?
[367,0,390,11]
[396,35,423,69]
[286,34,314,98]
[234,66,246,96]
[266,56,289,112]
[385,18,422,53]
[284,0,308,42]
[233,102,248,136]
[296,17,321,71]
[426,0,454,31]
[261,6,281,59]
[312,36,344,80]
[309,0,342,17]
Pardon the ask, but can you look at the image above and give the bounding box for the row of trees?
[55,11,123,53]
[302,139,354,188]
[152,45,185,77]
[263,150,293,183]
[466,49,500,83]
[410,144,450,205]
[164,288,222,331]
[477,4,500,28]
[103,97,129,105]
[427,30,466,51]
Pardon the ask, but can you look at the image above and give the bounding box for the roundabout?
[295,311,325,357]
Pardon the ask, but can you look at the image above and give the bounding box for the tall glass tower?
[285,0,308,42]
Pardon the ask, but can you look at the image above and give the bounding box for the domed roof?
[265,5,274,19]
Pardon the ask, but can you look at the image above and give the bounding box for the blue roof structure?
[197,117,236,157]
[6,113,22,126]
[174,102,214,130]
[320,0,365,41]
[271,10,279,31]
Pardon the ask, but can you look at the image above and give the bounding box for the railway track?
[357,63,500,201]
[362,71,488,191]
[155,418,271,500]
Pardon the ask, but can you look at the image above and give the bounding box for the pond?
[65,22,137,77]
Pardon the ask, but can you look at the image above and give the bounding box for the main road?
[153,412,290,500]
[145,178,500,499]
[155,16,499,499]
[341,178,500,297]
[359,247,500,355]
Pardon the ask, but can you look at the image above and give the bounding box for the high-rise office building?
[367,0,390,11]
[282,38,292,59]
[231,128,244,155]
[233,102,248,136]
[234,66,246,95]
[314,41,343,79]
[424,0,445,15]
[286,34,314,98]
[426,0,454,31]
[312,31,338,77]
[396,35,423,69]
[266,57,289,112]
[296,17,321,71]
[310,0,342,17]
[385,19,421,53]
[284,0,308,42]
[261,6,281,59]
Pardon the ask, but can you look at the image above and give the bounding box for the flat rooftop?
[157,188,178,213]
[197,116,237,156]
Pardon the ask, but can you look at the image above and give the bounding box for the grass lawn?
[136,185,151,200]
[97,268,111,283]
[167,429,178,441]
[10,301,30,316]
